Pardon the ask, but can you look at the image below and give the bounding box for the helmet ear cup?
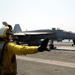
[0,27,9,38]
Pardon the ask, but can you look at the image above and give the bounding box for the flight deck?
[16,42,75,75]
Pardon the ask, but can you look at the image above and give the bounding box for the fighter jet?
[14,25,75,49]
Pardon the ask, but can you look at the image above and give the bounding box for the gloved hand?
[38,38,50,52]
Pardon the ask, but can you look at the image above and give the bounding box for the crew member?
[0,26,49,75]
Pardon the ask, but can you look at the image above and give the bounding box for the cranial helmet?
[0,26,13,38]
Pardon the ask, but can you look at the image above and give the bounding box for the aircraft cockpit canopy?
[52,28,56,30]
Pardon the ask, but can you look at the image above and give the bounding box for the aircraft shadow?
[51,48,75,52]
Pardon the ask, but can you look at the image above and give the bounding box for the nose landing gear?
[49,40,56,49]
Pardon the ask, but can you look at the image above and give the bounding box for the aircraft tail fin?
[13,24,22,33]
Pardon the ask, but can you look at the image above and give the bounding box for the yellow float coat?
[1,42,38,75]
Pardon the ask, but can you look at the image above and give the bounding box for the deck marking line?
[17,56,75,68]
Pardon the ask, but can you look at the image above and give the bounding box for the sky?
[0,0,75,32]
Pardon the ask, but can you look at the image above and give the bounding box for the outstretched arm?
[7,38,50,55]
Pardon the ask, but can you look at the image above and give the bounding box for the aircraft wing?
[13,31,56,46]
[14,32,55,36]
